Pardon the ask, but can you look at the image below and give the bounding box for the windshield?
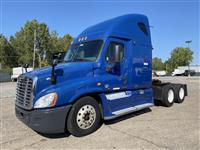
[64,40,103,62]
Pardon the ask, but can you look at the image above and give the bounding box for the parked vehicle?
[184,70,195,76]
[172,68,195,76]
[154,70,166,77]
[15,14,187,137]
[177,65,200,76]
[11,67,33,81]
[172,69,185,76]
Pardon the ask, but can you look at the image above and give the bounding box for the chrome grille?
[16,75,33,110]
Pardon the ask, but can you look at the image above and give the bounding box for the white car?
[154,71,166,77]
[172,69,185,76]
[11,67,33,81]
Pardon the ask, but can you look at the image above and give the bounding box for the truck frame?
[15,14,187,137]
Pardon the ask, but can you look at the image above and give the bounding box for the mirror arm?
[51,59,57,84]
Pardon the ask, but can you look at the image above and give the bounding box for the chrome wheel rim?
[179,87,184,100]
[168,89,174,103]
[76,105,96,129]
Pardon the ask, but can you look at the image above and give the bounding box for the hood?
[25,62,96,94]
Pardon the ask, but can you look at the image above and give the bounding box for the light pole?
[33,30,36,69]
[33,29,42,69]
[185,40,192,76]
[185,40,192,48]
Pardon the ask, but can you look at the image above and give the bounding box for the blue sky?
[1,0,199,64]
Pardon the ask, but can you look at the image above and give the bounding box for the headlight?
[34,93,57,108]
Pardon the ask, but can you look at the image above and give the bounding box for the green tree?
[2,19,73,68]
[49,32,73,52]
[164,47,193,73]
[0,34,18,68]
[10,20,51,67]
[152,57,164,71]
[49,31,62,53]
[48,32,73,64]
[170,47,193,67]
[61,34,73,51]
[164,58,174,73]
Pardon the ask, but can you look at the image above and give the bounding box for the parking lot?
[0,77,199,149]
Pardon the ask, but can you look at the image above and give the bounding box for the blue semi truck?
[15,14,187,137]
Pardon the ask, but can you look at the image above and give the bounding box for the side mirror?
[105,44,122,75]
[114,45,121,62]
[51,54,62,85]
[22,63,29,73]
[51,59,57,84]
[52,52,66,63]
[23,63,29,68]
[52,59,58,66]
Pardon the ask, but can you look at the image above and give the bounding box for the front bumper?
[15,105,72,134]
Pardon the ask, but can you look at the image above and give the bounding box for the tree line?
[0,19,73,69]
[153,47,193,73]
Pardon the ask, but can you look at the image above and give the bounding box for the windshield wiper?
[64,60,73,63]
[64,58,93,63]
[73,58,93,62]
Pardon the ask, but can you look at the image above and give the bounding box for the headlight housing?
[34,93,57,108]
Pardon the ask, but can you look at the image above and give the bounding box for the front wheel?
[67,96,101,137]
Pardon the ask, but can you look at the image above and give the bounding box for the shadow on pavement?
[37,131,71,139]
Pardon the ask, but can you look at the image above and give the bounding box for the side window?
[137,22,148,36]
[105,42,124,63]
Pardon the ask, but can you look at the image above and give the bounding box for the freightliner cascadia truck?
[15,14,187,137]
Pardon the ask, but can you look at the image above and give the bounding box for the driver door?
[103,38,131,112]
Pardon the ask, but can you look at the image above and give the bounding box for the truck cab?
[15,14,187,137]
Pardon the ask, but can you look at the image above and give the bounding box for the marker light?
[34,93,57,108]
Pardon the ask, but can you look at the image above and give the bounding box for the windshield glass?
[64,40,103,62]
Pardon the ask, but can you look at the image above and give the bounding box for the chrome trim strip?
[104,103,154,120]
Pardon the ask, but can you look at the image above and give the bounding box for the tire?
[162,85,175,107]
[174,85,185,103]
[67,96,101,137]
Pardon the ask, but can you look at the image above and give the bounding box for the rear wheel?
[67,96,101,137]
[174,85,185,103]
[162,85,175,107]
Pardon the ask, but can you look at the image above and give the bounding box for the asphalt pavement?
[0,77,199,149]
